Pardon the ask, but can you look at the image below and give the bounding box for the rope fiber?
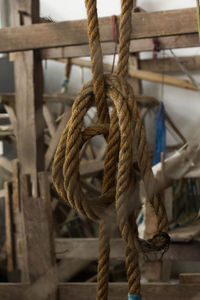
[52,1,170,299]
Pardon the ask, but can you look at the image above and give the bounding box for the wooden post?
[21,173,58,299]
[11,0,45,197]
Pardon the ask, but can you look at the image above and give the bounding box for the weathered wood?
[55,238,200,261]
[0,8,198,53]
[43,105,56,137]
[12,0,45,197]
[45,109,71,170]
[3,104,17,136]
[0,156,13,173]
[80,160,104,177]
[22,174,58,299]
[59,282,200,300]
[169,222,200,242]
[0,282,200,300]
[180,273,200,284]
[0,93,75,106]
[0,283,28,300]
[0,189,5,198]
[4,181,15,273]
[42,33,200,58]
[140,56,200,73]
[129,69,198,90]
[129,54,142,95]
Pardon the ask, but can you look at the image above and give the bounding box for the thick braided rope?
[52,1,169,299]
[85,1,111,298]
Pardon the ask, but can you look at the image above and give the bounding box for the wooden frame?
[1,1,200,299]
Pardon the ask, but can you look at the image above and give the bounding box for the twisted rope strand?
[52,1,169,298]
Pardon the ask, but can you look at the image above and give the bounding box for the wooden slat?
[129,69,198,90]
[0,156,13,173]
[80,160,104,177]
[0,282,200,300]
[59,282,200,300]
[42,33,200,58]
[0,284,28,300]
[43,105,56,137]
[21,174,58,299]
[5,181,15,273]
[180,273,200,284]
[45,109,71,170]
[140,56,200,73]
[0,8,198,53]
[55,238,200,261]
[0,93,75,106]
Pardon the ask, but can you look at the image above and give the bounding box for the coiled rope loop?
[52,1,169,299]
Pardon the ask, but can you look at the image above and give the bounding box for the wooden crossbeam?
[59,282,200,300]
[0,282,200,300]
[42,33,200,58]
[0,8,198,53]
[140,56,200,73]
[55,238,200,261]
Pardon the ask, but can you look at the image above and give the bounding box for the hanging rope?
[52,1,170,299]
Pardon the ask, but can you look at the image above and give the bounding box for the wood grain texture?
[0,8,198,53]
[59,282,200,300]
[12,0,45,197]
[42,33,200,58]
[140,56,200,73]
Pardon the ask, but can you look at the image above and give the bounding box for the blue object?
[153,102,166,165]
[128,294,142,300]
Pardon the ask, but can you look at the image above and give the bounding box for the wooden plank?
[129,69,198,90]
[42,33,200,58]
[80,160,104,177]
[140,56,200,73]
[45,109,71,170]
[65,58,198,91]
[169,222,200,242]
[22,174,58,299]
[0,156,12,173]
[12,0,45,197]
[59,282,200,300]
[5,181,15,273]
[0,189,5,198]
[55,238,200,261]
[0,282,200,300]
[43,105,56,137]
[180,273,200,284]
[0,93,75,106]
[3,104,17,136]
[0,283,28,300]
[0,8,198,53]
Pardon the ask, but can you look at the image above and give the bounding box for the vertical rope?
[85,1,110,299]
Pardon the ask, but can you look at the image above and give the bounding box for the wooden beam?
[45,109,71,170]
[180,274,200,284]
[42,33,200,58]
[0,8,198,53]
[66,58,199,91]
[0,282,200,300]
[129,69,198,90]
[0,156,13,173]
[140,56,200,73]
[0,93,75,106]
[21,174,58,298]
[5,181,15,273]
[12,0,45,197]
[55,238,200,261]
[80,160,104,177]
[43,104,56,137]
[59,282,200,300]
